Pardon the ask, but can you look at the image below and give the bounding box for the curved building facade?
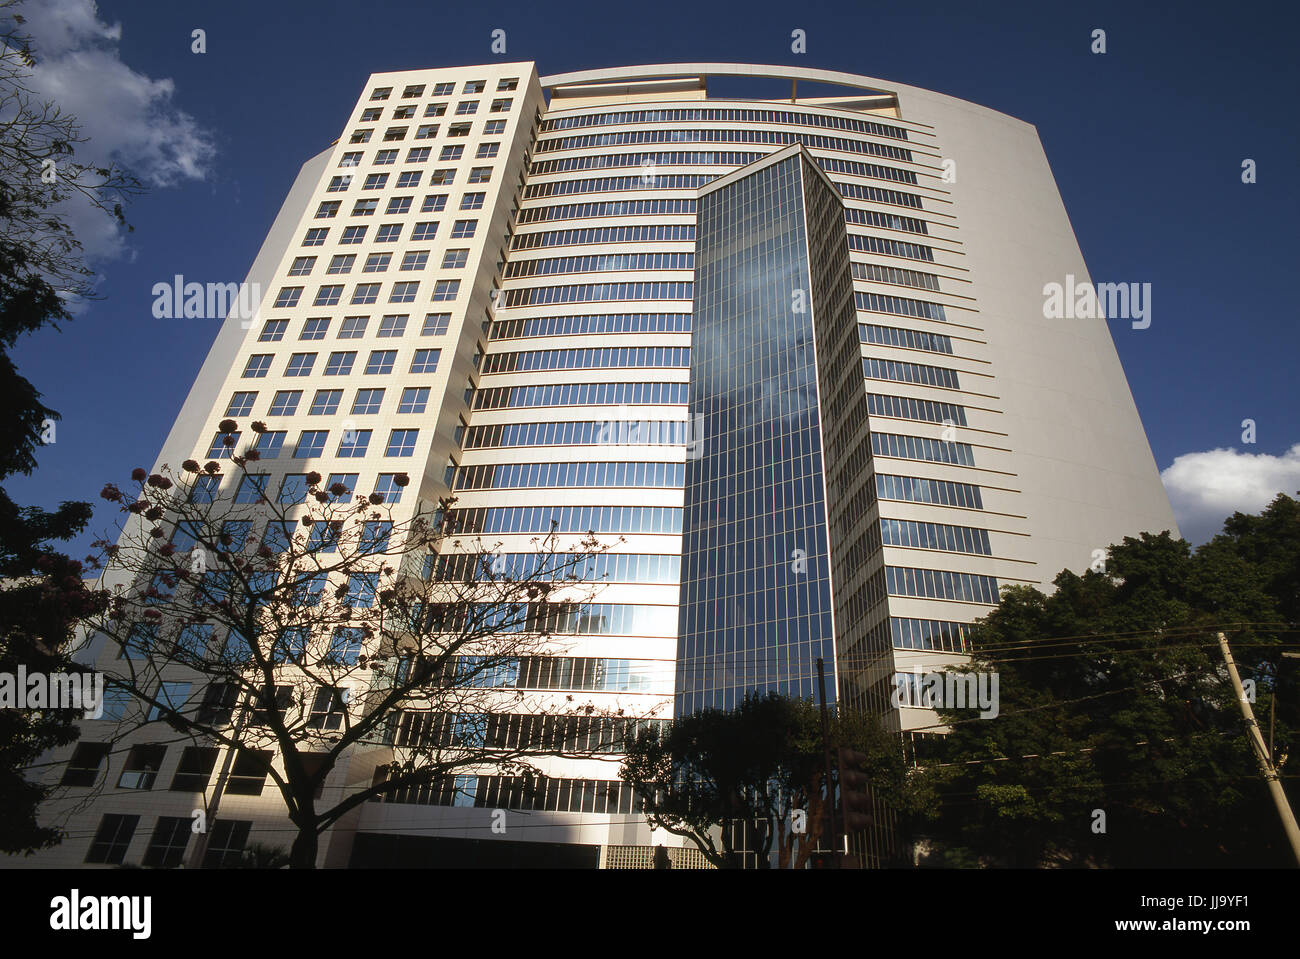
[15,63,1176,869]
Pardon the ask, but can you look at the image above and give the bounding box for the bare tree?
[82,420,664,867]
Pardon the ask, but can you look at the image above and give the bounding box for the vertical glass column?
[675,153,838,716]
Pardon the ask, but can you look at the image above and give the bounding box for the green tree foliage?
[916,494,1300,867]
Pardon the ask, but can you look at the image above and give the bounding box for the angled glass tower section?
[676,145,855,716]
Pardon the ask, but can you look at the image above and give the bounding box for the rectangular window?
[448,122,471,137]
[202,819,251,867]
[325,473,358,501]
[118,744,167,789]
[302,227,329,246]
[422,313,450,336]
[373,148,398,164]
[450,219,477,238]
[370,86,392,101]
[338,151,362,167]
[288,255,316,275]
[432,279,460,301]
[273,287,303,308]
[428,168,455,185]
[377,314,408,337]
[340,225,367,244]
[365,350,397,374]
[234,473,269,503]
[397,386,430,414]
[351,388,384,415]
[294,430,329,458]
[401,83,425,98]
[268,390,301,416]
[349,129,371,144]
[405,147,431,164]
[227,750,274,795]
[475,142,499,159]
[328,628,364,665]
[309,389,342,415]
[363,253,391,273]
[352,283,380,304]
[326,175,351,192]
[206,431,240,458]
[253,429,287,459]
[300,317,330,340]
[169,747,218,792]
[225,391,257,416]
[315,201,340,218]
[326,254,355,275]
[383,126,408,142]
[421,193,447,212]
[386,428,419,457]
[400,251,429,271]
[460,191,485,210]
[313,285,343,307]
[396,170,422,188]
[392,105,416,120]
[284,352,316,376]
[416,124,438,139]
[374,473,407,503]
[196,682,240,725]
[85,814,139,865]
[389,281,419,303]
[279,473,310,504]
[385,196,412,215]
[497,77,518,91]
[425,100,448,115]
[409,349,440,374]
[441,248,468,268]
[307,687,347,730]
[352,198,379,216]
[338,316,368,338]
[190,474,220,503]
[456,100,478,114]
[439,145,464,161]
[483,119,506,135]
[411,221,438,241]
[62,742,111,787]
[147,682,191,722]
[375,223,402,242]
[467,167,492,183]
[338,429,372,457]
[490,97,512,112]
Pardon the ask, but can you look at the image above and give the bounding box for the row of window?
[859,322,953,354]
[516,198,696,223]
[387,709,665,754]
[379,772,640,815]
[503,251,694,278]
[482,345,689,373]
[863,356,961,390]
[289,245,477,278]
[463,420,689,449]
[875,473,984,510]
[339,120,507,161]
[866,392,967,426]
[452,460,685,491]
[536,129,913,163]
[880,518,992,555]
[844,207,930,235]
[257,313,452,344]
[531,150,764,175]
[193,469,409,506]
[227,384,433,419]
[84,812,253,867]
[523,173,717,198]
[851,261,940,291]
[206,426,422,460]
[539,106,911,142]
[891,616,972,653]
[450,654,670,693]
[885,565,1000,604]
[855,291,948,322]
[241,348,440,379]
[489,312,691,339]
[473,381,688,410]
[370,78,517,100]
[500,281,693,306]
[359,96,513,123]
[272,278,461,309]
[847,232,935,263]
[510,223,695,250]
[445,505,682,535]
[433,550,681,585]
[871,431,976,466]
[834,180,925,209]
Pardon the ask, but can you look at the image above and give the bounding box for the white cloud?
[1161,444,1300,544]
[17,0,216,261]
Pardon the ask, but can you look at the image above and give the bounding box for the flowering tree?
[84,419,653,867]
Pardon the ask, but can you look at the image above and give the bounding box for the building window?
[377,314,408,337]
[61,742,111,787]
[349,129,372,144]
[416,124,438,139]
[314,285,343,307]
[338,151,362,167]
[421,194,447,213]
[294,430,329,458]
[476,142,499,159]
[351,388,384,415]
[456,100,477,115]
[352,198,379,216]
[147,682,191,722]
[393,105,416,120]
[370,86,392,101]
[284,352,316,377]
[399,251,429,272]
[315,200,340,218]
[365,350,397,375]
[389,281,419,303]
[401,83,425,98]
[409,349,440,374]
[428,168,455,185]
[234,473,270,502]
[273,287,303,308]
[483,119,506,135]
[383,126,408,141]
[118,744,167,790]
[326,175,351,192]
[328,627,364,665]
[205,431,240,458]
[309,389,343,415]
[441,249,468,269]
[373,148,398,165]
[497,77,518,91]
[405,148,430,165]
[307,687,347,730]
[422,313,451,336]
[439,145,464,161]
[302,227,329,246]
[425,101,448,116]
[374,472,407,503]
[196,682,240,725]
[450,219,477,238]
[142,816,192,868]
[226,391,257,416]
[338,316,368,338]
[338,429,372,457]
[227,749,275,795]
[301,317,331,340]
[460,192,485,210]
[340,225,367,245]
[386,428,419,457]
[490,98,512,112]
[397,386,430,414]
[467,166,492,183]
[411,221,438,241]
[202,819,252,867]
[432,279,460,301]
[352,283,380,305]
[85,814,139,865]
[375,223,402,242]
[288,255,316,275]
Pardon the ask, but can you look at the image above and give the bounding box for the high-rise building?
[15,63,1177,869]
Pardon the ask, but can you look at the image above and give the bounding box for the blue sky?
[8,0,1299,554]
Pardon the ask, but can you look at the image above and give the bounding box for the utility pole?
[816,657,839,867]
[1218,632,1300,866]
